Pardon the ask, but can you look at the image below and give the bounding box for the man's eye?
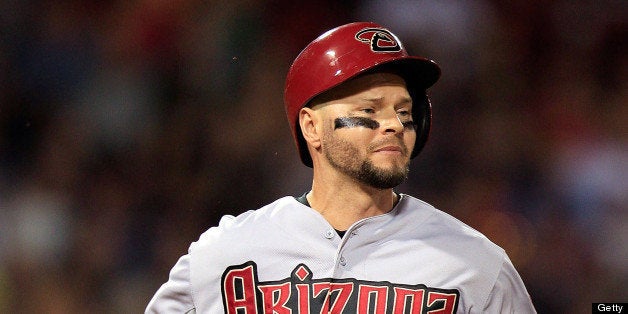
[397,110,411,116]
[361,108,375,114]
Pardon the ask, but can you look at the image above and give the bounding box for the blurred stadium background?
[0,0,625,313]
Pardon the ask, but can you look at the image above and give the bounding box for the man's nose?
[378,111,405,134]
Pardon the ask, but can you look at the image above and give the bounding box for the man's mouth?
[374,145,404,154]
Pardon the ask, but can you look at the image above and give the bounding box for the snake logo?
[355,28,402,52]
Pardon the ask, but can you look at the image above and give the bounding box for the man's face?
[313,72,416,189]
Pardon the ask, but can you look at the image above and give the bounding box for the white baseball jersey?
[146,194,536,313]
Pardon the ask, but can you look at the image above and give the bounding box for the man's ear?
[299,107,322,150]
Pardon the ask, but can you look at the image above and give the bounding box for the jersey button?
[339,257,347,266]
[324,230,334,239]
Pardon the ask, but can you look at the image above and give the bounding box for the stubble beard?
[322,130,410,190]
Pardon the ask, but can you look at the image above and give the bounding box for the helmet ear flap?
[410,90,432,159]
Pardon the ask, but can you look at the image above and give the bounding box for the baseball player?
[146,22,536,313]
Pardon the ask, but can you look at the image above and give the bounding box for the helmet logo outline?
[355,28,401,52]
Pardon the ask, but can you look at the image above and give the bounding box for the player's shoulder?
[399,194,490,235]
[399,194,505,256]
[192,196,306,246]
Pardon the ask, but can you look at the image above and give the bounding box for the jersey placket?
[331,219,371,278]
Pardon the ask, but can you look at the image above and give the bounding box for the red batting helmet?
[284,22,441,167]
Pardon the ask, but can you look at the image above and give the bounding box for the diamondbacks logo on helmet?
[355,28,402,52]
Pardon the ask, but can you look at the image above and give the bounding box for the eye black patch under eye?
[334,117,380,130]
[402,121,417,130]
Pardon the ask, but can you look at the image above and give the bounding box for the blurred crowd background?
[0,0,626,313]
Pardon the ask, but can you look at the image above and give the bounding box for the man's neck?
[307,173,398,231]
